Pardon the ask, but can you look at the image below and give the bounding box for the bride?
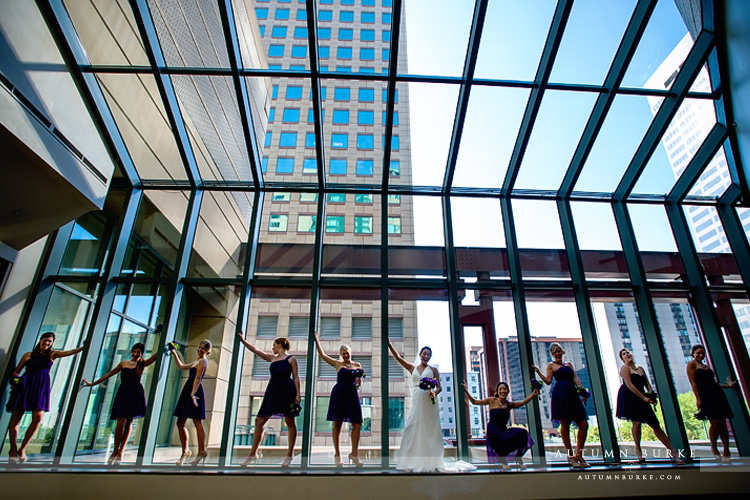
[388,341,476,473]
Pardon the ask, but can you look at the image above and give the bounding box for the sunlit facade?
[1,1,750,489]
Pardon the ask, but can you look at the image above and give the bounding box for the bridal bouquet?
[419,377,438,404]
[644,391,658,404]
[576,386,591,398]
[529,379,543,392]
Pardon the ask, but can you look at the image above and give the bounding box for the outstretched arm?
[83,362,124,387]
[532,363,554,385]
[143,348,160,367]
[387,340,414,374]
[169,348,196,371]
[237,332,274,362]
[314,333,342,368]
[509,389,540,409]
[52,345,85,360]
[720,376,737,389]
[462,382,491,405]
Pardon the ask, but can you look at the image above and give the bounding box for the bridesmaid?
[238,334,300,467]
[463,381,539,470]
[686,344,737,462]
[170,339,211,466]
[82,341,159,464]
[314,333,363,467]
[6,332,84,463]
[616,348,683,463]
[533,342,590,468]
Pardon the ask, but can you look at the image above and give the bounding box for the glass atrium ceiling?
[56,0,739,202]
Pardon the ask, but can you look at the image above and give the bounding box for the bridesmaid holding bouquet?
[314,333,364,466]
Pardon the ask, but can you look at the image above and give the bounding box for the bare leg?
[7,410,24,459]
[117,418,134,459]
[283,416,297,466]
[332,421,343,464]
[632,422,643,461]
[575,420,589,465]
[707,419,721,456]
[349,423,363,466]
[718,421,731,458]
[350,423,361,458]
[193,419,206,454]
[559,421,573,459]
[650,424,682,462]
[18,411,44,460]
[247,416,269,459]
[176,417,189,454]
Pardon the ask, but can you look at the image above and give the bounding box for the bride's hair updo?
[419,346,432,356]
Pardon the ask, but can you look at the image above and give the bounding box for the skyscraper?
[243,0,416,452]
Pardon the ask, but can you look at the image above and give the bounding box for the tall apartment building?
[240,0,417,451]
[438,371,482,439]
[644,32,750,349]
[602,302,701,398]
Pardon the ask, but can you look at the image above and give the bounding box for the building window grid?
[15,0,749,476]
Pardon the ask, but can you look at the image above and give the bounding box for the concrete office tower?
[242,0,416,451]
[644,32,750,350]
[496,337,593,434]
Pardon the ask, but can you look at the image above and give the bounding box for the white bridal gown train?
[396,366,476,473]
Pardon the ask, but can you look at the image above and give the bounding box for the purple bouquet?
[530,379,543,392]
[644,391,658,403]
[693,410,707,421]
[419,377,438,405]
[166,341,180,352]
[352,368,366,389]
[576,386,591,398]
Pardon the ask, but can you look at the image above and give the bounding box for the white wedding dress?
[396,366,476,473]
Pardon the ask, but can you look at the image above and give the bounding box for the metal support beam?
[129,0,202,186]
[442,196,469,459]
[138,189,203,466]
[559,0,658,197]
[300,184,326,469]
[666,124,727,203]
[615,31,715,200]
[218,191,264,467]
[500,197,545,462]
[665,203,750,455]
[217,0,264,189]
[442,0,489,191]
[0,224,74,456]
[502,0,573,193]
[305,0,326,190]
[557,200,620,462]
[612,201,691,458]
[55,189,143,464]
[381,0,402,192]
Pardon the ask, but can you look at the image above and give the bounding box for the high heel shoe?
[18,456,28,464]
[281,456,293,467]
[334,455,343,467]
[348,454,363,467]
[239,454,258,466]
[567,456,582,468]
[190,451,208,466]
[176,450,191,466]
[577,458,591,468]
[8,456,18,465]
